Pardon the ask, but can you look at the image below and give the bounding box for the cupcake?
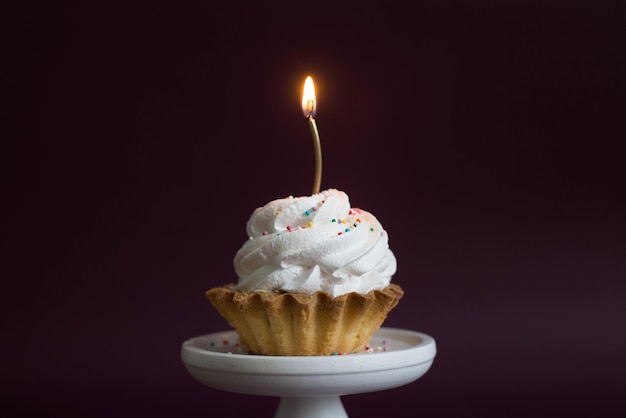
[206,189,403,356]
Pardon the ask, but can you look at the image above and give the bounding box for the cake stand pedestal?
[181,327,436,418]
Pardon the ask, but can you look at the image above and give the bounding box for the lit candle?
[301,76,322,194]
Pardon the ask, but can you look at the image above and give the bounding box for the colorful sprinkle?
[345,228,350,232]
[263,231,268,236]
[331,219,336,223]
[223,339,229,345]
[338,232,343,235]
[287,225,293,232]
[209,341,215,347]
[311,206,317,212]
[370,227,374,232]
[304,210,311,216]
[275,210,281,215]
[307,221,314,227]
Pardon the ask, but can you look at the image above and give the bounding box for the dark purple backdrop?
[3,1,625,417]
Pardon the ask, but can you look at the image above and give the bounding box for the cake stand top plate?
[181,327,436,397]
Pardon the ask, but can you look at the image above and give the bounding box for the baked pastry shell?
[206,283,404,356]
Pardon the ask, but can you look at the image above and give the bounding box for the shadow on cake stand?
[181,327,436,418]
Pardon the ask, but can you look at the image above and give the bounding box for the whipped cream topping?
[233,189,397,297]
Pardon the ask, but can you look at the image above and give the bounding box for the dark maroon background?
[3,1,625,417]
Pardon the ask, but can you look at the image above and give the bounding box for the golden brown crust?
[206,284,404,356]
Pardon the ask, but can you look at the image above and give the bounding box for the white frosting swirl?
[233,189,397,297]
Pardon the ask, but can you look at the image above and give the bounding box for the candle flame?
[301,76,316,118]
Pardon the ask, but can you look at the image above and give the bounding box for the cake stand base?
[276,396,347,418]
[181,327,436,418]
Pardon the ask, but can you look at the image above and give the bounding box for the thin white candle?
[302,76,322,194]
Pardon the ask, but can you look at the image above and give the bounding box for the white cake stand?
[181,327,436,418]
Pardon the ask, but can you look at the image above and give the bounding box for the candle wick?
[305,99,316,119]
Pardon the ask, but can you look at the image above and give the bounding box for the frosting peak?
[233,189,397,297]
